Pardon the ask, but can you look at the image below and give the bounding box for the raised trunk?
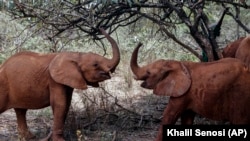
[130,42,143,80]
[100,28,120,72]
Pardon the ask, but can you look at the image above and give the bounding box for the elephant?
[130,43,250,141]
[234,36,250,67]
[222,36,250,68]
[0,28,120,141]
[222,36,245,58]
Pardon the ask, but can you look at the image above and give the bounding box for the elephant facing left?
[131,42,250,141]
[0,28,120,141]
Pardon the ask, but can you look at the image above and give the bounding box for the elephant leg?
[155,99,185,141]
[50,85,73,141]
[155,108,180,141]
[180,110,195,125]
[14,108,35,140]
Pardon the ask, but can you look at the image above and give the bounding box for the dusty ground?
[0,94,222,141]
[0,94,162,141]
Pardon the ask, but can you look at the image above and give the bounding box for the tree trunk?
[190,27,216,62]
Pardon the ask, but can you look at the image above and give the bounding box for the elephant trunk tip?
[137,42,143,48]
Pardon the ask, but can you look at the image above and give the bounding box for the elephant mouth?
[96,71,111,81]
[86,73,111,87]
[141,81,155,89]
[141,75,166,90]
[100,73,111,80]
[86,81,100,87]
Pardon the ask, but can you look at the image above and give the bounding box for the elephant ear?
[153,62,191,97]
[49,53,87,89]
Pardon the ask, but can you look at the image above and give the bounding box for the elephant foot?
[52,130,65,141]
[18,131,36,141]
[52,135,65,141]
[52,137,65,141]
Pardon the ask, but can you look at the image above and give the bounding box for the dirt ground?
[0,98,223,141]
[0,93,163,141]
[0,105,160,141]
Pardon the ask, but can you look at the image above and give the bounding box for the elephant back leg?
[14,108,36,140]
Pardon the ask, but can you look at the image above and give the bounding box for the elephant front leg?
[14,108,36,140]
[155,99,184,141]
[50,86,73,141]
[51,108,68,141]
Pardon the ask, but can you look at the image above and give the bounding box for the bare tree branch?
[9,0,250,61]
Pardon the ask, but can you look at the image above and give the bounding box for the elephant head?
[49,28,120,89]
[130,43,191,97]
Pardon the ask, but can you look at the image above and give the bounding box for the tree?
[9,0,250,61]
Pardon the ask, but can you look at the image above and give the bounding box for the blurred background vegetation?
[0,0,249,63]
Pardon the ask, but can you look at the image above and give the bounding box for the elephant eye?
[93,63,98,67]
[146,70,151,75]
[163,71,170,78]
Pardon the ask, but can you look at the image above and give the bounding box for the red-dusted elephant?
[222,36,250,67]
[222,37,245,58]
[234,36,250,68]
[0,28,120,141]
[131,43,250,141]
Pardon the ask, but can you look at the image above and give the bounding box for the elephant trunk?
[130,42,144,80]
[100,28,120,73]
